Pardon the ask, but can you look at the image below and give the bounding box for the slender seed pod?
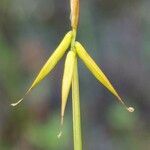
[61,50,76,125]
[75,41,134,112]
[11,31,73,106]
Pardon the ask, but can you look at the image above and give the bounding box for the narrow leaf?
[75,41,134,112]
[11,31,73,106]
[61,50,76,124]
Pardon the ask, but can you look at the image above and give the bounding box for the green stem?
[72,58,82,150]
[71,28,77,52]
[70,0,82,149]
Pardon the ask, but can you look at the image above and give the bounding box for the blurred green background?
[0,0,150,150]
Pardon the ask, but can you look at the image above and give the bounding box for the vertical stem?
[72,58,82,150]
[70,0,79,29]
[70,0,82,149]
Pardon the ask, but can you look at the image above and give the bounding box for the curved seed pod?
[61,50,76,125]
[11,31,73,106]
[75,41,134,112]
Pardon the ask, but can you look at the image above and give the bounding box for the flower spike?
[75,41,134,112]
[61,50,76,125]
[11,31,73,106]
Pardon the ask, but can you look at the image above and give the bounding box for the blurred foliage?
[0,0,150,150]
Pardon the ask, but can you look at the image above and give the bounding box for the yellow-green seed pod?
[11,31,72,106]
[61,50,76,124]
[75,41,134,112]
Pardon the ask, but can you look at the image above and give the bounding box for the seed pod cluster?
[12,30,134,121]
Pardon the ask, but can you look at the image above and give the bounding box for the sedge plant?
[11,0,134,150]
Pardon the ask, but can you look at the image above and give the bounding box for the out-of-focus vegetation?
[0,0,150,150]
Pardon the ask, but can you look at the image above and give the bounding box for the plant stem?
[70,0,82,149]
[71,29,77,52]
[72,58,82,150]
[70,0,79,29]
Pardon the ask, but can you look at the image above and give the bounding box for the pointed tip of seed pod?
[57,131,62,139]
[116,96,135,113]
[11,89,31,107]
[61,116,64,126]
[127,107,135,112]
[57,115,64,139]
[11,98,23,107]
